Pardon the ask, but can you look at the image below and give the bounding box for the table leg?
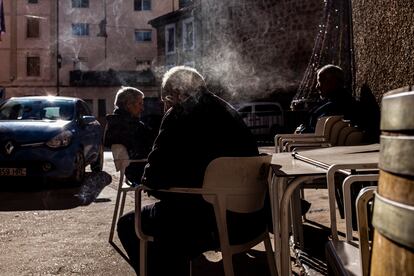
[269,173,282,276]
[291,188,304,250]
[280,175,321,276]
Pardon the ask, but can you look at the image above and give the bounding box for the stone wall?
[352,0,414,101]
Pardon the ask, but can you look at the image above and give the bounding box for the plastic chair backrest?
[328,120,350,145]
[201,155,271,213]
[314,116,332,135]
[344,130,364,146]
[111,144,130,172]
[319,115,344,137]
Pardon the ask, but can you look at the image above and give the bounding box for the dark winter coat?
[142,87,259,190]
[141,88,267,248]
[104,108,154,183]
[300,89,360,133]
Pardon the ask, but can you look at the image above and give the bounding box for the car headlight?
[46,130,73,148]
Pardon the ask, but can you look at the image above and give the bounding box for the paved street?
[0,151,336,275]
[0,151,138,275]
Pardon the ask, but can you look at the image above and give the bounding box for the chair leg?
[291,188,304,250]
[264,234,278,276]
[119,190,128,218]
[140,240,148,276]
[109,188,123,242]
[300,188,306,220]
[221,249,235,276]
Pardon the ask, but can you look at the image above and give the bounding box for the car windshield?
[0,99,74,121]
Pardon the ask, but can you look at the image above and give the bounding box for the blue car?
[0,96,103,184]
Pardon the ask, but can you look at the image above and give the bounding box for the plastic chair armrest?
[128,158,148,163]
[287,141,332,152]
[275,133,318,141]
[282,136,327,144]
[275,134,320,151]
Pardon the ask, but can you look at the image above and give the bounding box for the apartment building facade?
[0,0,178,122]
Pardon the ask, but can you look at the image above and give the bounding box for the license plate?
[0,168,27,176]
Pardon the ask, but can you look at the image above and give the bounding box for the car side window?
[76,102,91,118]
[255,104,282,116]
[238,106,252,118]
[81,102,92,116]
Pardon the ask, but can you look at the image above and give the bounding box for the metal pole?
[56,0,60,96]
[104,0,107,63]
[348,0,356,95]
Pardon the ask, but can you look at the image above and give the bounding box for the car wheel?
[91,145,103,172]
[71,151,85,185]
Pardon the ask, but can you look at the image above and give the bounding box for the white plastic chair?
[134,155,277,276]
[109,144,147,243]
[284,118,351,152]
[326,186,377,276]
[275,115,343,152]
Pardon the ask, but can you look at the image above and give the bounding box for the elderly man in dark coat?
[117,66,268,275]
[297,64,360,133]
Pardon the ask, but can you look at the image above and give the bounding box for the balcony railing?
[69,69,155,87]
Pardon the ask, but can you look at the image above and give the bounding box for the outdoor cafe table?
[269,144,379,276]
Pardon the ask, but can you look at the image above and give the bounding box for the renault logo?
[5,141,14,155]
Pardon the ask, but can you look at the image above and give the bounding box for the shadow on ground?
[192,249,274,276]
[0,171,112,211]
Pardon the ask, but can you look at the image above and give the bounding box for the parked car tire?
[91,145,103,172]
[71,151,85,185]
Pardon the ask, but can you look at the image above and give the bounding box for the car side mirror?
[79,115,96,126]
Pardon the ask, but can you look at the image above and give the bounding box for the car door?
[76,101,101,161]
[238,105,259,135]
[255,104,284,136]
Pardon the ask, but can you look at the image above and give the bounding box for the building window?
[27,56,40,77]
[98,99,106,118]
[134,0,151,11]
[182,18,194,50]
[26,18,40,38]
[72,0,89,8]
[72,23,89,36]
[134,30,152,42]
[165,24,175,54]
[28,0,38,4]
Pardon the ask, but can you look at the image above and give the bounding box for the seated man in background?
[117,66,269,275]
[104,87,154,185]
[297,64,360,133]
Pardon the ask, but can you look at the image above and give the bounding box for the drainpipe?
[348,0,356,95]
[10,0,17,82]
